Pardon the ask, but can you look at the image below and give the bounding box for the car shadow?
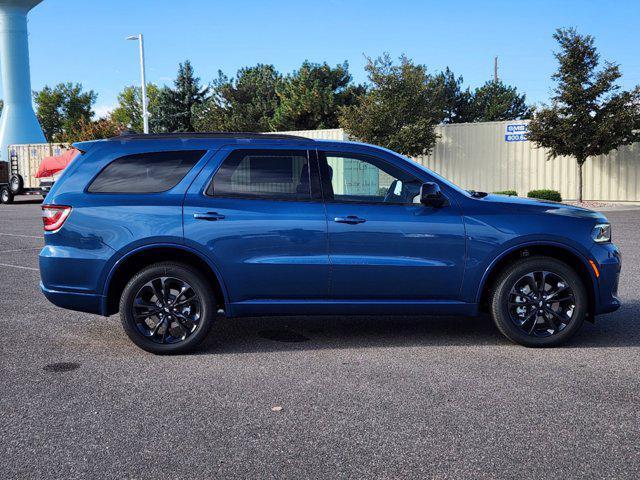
[195,300,640,355]
[567,300,640,348]
[197,313,502,355]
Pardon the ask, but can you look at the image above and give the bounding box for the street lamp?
[126,33,149,134]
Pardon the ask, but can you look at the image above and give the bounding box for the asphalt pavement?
[1,197,639,479]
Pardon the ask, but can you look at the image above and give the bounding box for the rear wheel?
[0,186,13,204]
[490,256,587,347]
[119,262,217,354]
[9,174,23,194]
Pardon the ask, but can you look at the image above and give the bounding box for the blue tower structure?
[0,0,46,162]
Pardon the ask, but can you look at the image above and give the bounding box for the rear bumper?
[40,282,104,315]
[39,241,114,315]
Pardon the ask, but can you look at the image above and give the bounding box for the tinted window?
[320,153,423,204]
[207,150,311,200]
[88,150,205,193]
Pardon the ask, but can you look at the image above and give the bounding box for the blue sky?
[7,0,640,117]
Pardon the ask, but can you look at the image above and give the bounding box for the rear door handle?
[334,215,366,224]
[193,212,226,221]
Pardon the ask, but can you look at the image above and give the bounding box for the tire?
[9,174,23,194]
[119,262,217,354]
[490,256,587,347]
[0,186,13,204]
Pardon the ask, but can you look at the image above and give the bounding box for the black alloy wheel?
[490,256,587,347]
[132,276,202,344]
[507,271,576,337]
[119,262,217,354]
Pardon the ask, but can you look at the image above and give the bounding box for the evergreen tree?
[428,67,475,124]
[271,61,365,130]
[468,80,531,122]
[155,61,209,132]
[193,64,282,132]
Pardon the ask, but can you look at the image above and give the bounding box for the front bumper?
[591,242,621,315]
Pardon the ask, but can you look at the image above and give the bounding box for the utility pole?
[494,56,499,83]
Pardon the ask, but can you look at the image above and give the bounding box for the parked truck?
[1,143,69,204]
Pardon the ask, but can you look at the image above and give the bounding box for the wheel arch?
[102,243,229,317]
[477,242,597,320]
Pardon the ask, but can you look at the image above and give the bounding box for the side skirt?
[229,299,479,317]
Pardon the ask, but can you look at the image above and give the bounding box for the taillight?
[42,205,72,232]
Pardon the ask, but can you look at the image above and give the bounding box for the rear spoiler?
[72,140,103,154]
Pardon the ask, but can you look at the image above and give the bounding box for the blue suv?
[39,133,621,354]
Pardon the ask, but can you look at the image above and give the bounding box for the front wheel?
[119,262,217,354]
[490,256,588,347]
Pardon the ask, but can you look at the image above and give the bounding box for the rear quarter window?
[87,150,205,194]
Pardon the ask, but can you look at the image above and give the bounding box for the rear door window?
[206,149,314,200]
[88,150,205,193]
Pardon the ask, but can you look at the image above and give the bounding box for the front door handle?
[193,212,226,221]
[334,215,366,225]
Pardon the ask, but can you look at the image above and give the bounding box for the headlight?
[592,223,611,243]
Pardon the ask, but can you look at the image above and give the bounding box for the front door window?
[321,153,423,204]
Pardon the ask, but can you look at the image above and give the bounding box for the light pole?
[126,33,149,134]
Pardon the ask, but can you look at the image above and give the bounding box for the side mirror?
[420,182,447,207]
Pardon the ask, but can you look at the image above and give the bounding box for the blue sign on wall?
[505,123,529,142]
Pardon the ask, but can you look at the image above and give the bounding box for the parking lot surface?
[1,198,639,479]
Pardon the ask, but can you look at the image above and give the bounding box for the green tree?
[468,80,531,122]
[111,83,160,132]
[271,60,365,130]
[0,99,3,117]
[339,54,440,156]
[427,67,474,123]
[155,60,209,132]
[33,83,96,142]
[528,28,640,202]
[34,85,63,141]
[63,117,126,143]
[193,64,282,132]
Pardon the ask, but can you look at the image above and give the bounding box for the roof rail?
[108,131,314,141]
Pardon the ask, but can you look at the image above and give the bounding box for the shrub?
[493,190,518,196]
[527,189,562,202]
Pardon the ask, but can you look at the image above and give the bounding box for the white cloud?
[93,104,115,119]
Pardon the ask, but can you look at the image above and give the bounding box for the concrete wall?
[282,122,640,202]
